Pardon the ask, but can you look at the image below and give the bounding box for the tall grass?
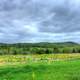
[0,54,80,80]
[0,54,80,64]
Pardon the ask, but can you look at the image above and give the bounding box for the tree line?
[0,42,79,55]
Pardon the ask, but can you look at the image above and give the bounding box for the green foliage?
[0,42,80,55]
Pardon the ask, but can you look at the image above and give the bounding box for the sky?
[0,0,80,43]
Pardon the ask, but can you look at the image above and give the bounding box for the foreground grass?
[0,54,80,80]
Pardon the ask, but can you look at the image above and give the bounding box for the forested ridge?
[0,42,80,55]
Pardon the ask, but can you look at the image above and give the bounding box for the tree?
[53,47,59,53]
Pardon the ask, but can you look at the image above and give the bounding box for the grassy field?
[0,54,80,80]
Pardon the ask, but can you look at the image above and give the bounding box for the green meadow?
[0,54,80,80]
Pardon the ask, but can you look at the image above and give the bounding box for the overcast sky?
[0,0,80,43]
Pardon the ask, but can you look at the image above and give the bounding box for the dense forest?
[0,42,80,55]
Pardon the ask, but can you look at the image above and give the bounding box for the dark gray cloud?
[0,0,80,43]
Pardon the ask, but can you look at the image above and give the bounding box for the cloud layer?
[0,0,80,43]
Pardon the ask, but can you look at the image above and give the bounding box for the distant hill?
[0,42,80,55]
[0,42,79,48]
[31,42,79,48]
